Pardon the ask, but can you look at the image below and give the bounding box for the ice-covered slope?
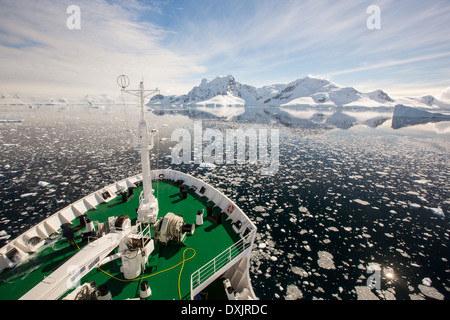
[148,75,450,109]
[150,75,278,106]
[395,95,450,110]
[149,75,389,107]
[393,104,450,118]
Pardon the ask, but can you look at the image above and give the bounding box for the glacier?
[147,74,450,110]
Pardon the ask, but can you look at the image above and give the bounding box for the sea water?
[0,104,449,300]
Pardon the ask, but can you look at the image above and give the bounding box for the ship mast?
[117,75,159,224]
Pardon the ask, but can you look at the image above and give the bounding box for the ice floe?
[409,202,421,209]
[37,181,50,187]
[418,284,445,300]
[352,199,370,206]
[422,277,432,287]
[284,284,303,300]
[291,266,309,277]
[2,104,450,300]
[429,207,445,218]
[20,193,37,198]
[0,230,10,240]
[355,286,379,300]
[317,251,335,270]
[258,243,267,249]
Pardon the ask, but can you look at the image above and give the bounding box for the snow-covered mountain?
[149,75,450,110]
[2,74,450,110]
[149,75,279,107]
[394,95,450,110]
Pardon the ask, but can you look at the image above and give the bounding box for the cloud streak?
[1,0,449,97]
[328,52,450,77]
[0,0,205,96]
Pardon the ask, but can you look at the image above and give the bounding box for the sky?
[1,0,450,100]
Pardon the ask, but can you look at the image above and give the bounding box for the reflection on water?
[1,104,449,300]
[150,105,450,135]
[392,117,450,130]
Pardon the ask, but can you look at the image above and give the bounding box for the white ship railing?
[1,169,257,279]
[190,229,255,299]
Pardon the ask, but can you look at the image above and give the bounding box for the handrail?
[190,230,254,297]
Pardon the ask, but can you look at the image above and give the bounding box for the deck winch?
[154,212,195,245]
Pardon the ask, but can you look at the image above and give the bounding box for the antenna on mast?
[117,74,130,89]
[117,75,159,115]
[117,75,159,225]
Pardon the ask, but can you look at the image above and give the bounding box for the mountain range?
[148,75,450,110]
[2,75,449,110]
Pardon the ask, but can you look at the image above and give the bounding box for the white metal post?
[117,75,159,225]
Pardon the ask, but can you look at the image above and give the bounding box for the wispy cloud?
[160,0,450,94]
[1,0,449,97]
[0,0,205,96]
[328,52,450,77]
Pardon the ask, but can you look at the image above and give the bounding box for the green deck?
[0,179,241,300]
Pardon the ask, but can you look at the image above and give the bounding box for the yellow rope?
[178,247,192,300]
[72,233,196,299]
[97,248,196,300]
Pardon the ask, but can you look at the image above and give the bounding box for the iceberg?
[392,105,450,129]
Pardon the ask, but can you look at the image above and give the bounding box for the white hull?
[1,169,257,300]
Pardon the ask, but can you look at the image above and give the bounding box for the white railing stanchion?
[190,230,254,298]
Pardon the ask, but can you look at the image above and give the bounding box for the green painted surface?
[0,179,240,300]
